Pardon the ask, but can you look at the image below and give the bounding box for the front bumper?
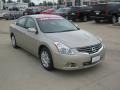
[52,45,105,70]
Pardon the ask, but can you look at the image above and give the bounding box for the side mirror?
[28,28,37,33]
[74,23,80,30]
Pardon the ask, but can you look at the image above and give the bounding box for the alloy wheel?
[40,51,50,68]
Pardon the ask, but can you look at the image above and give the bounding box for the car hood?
[45,30,100,48]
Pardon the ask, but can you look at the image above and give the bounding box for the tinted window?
[16,17,26,27]
[71,7,81,11]
[56,8,70,13]
[37,19,78,33]
[56,8,64,13]
[32,9,40,13]
[108,4,120,9]
[92,4,107,11]
[62,8,71,13]
[92,4,120,11]
[25,18,37,29]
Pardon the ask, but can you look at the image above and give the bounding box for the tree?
[47,1,53,6]
[39,3,43,6]
[58,0,64,5]
[29,2,35,7]
[17,0,20,2]
[7,0,13,3]
[2,0,6,3]
[43,1,47,6]
[23,0,31,3]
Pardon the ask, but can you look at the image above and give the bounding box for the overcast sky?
[13,0,58,4]
[32,0,58,3]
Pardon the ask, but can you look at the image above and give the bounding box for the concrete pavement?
[0,20,120,90]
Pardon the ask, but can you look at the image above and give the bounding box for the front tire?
[39,47,54,71]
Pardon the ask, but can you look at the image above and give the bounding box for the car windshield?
[37,19,78,33]
[56,8,70,13]
[55,8,64,13]
[71,7,80,11]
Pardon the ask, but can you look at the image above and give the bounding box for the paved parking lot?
[0,20,120,90]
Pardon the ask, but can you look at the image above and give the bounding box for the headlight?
[54,42,75,55]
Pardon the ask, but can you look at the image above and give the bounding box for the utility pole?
[53,0,55,7]
[20,0,23,3]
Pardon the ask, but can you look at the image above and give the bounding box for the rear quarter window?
[71,7,80,11]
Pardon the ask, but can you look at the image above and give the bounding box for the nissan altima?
[10,14,105,70]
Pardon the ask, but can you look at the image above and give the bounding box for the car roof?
[27,14,63,20]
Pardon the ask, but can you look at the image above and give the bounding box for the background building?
[83,0,99,5]
[0,0,3,10]
[64,0,82,6]
[4,2,28,10]
[64,0,99,6]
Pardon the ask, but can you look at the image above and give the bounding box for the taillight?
[77,10,80,17]
[103,9,108,16]
[103,6,108,16]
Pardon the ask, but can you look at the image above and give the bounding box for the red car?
[41,8,56,14]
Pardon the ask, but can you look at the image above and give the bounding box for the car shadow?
[10,44,103,77]
[92,20,112,25]
[52,64,103,77]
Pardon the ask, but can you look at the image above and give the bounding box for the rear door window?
[25,18,37,29]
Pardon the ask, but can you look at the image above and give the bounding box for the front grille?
[77,43,102,54]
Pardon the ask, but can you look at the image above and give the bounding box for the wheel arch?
[38,44,52,57]
[10,32,14,38]
[38,44,55,69]
[112,13,118,17]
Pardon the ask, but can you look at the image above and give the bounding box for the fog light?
[65,63,76,67]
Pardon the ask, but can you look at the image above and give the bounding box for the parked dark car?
[41,8,56,14]
[68,6,93,22]
[54,7,71,19]
[23,7,42,15]
[91,3,120,24]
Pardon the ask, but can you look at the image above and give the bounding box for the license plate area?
[71,13,75,15]
[92,56,100,63]
[95,11,100,15]
[96,12,99,15]
[83,56,101,66]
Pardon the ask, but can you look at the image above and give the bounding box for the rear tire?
[112,16,118,24]
[82,16,88,22]
[95,19,100,23]
[11,34,18,48]
[39,47,54,71]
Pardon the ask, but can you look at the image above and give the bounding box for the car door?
[15,17,27,48]
[23,17,38,55]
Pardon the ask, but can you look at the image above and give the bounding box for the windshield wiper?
[44,29,76,33]
[59,29,76,32]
